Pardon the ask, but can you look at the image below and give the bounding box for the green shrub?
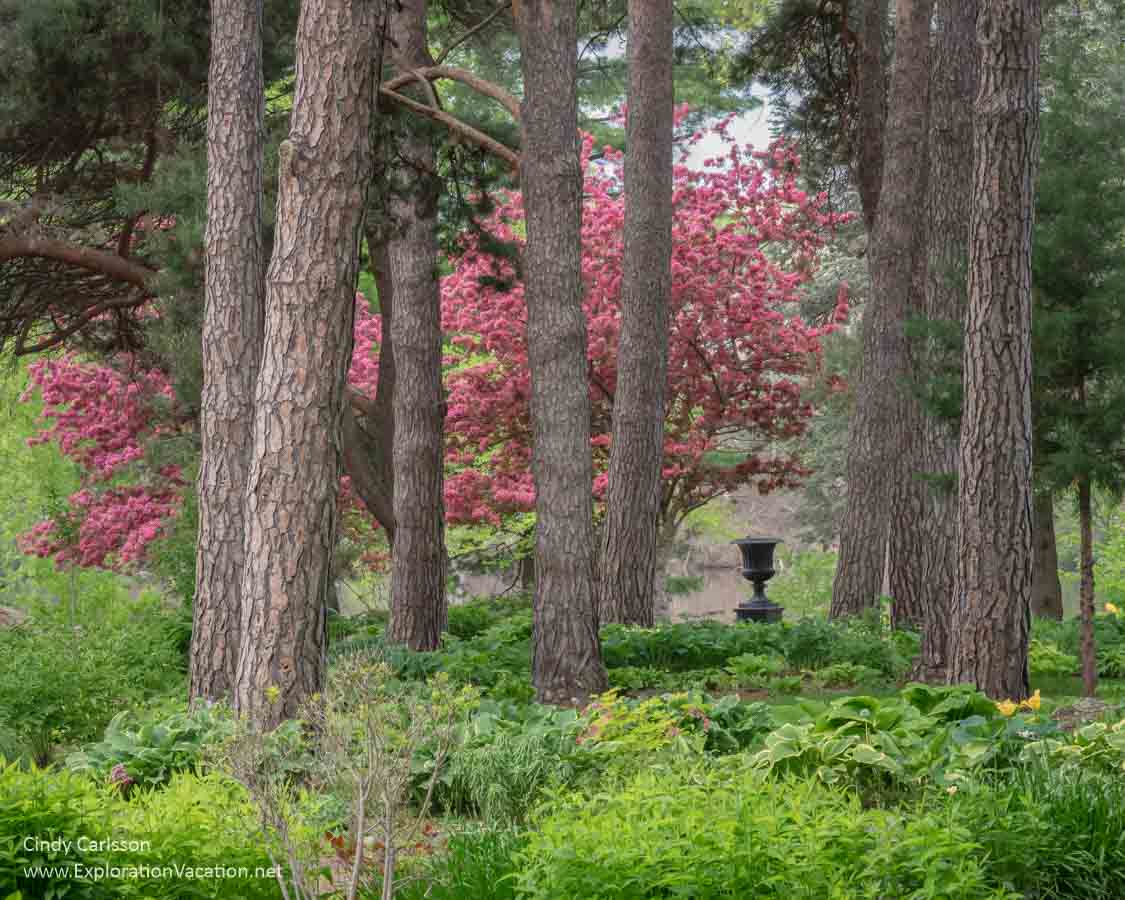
[1029,639,1079,677]
[434,704,579,824]
[517,764,1010,899]
[724,652,784,688]
[1020,718,1125,775]
[0,605,185,763]
[606,665,668,692]
[446,594,531,641]
[0,763,283,899]
[812,662,884,689]
[0,761,114,899]
[956,764,1125,898]
[111,770,283,899]
[67,704,233,790]
[394,827,527,900]
[1099,645,1125,678]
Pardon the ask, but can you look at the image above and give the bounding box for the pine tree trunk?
[385,0,447,650]
[854,0,888,231]
[1030,490,1063,620]
[190,0,266,702]
[917,0,978,683]
[947,0,1040,700]
[233,0,379,728]
[341,234,397,543]
[518,0,608,704]
[597,0,673,628]
[829,0,894,622]
[1078,476,1098,697]
[879,0,933,632]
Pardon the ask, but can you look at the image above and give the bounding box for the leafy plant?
[67,704,233,790]
[724,652,784,688]
[517,764,1009,899]
[812,662,884,689]
[1029,639,1079,677]
[0,604,185,764]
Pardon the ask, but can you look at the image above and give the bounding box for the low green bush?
[0,760,114,899]
[517,764,1011,899]
[1029,638,1079,676]
[446,594,532,641]
[110,770,282,899]
[0,603,185,763]
[394,827,527,900]
[432,703,580,824]
[67,704,233,790]
[724,652,784,688]
[0,762,283,899]
[955,764,1125,898]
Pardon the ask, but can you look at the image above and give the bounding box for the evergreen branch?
[378,86,520,173]
[434,1,512,65]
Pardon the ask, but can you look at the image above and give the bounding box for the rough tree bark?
[384,0,448,650]
[947,0,1041,700]
[233,0,379,728]
[854,0,888,232]
[597,0,673,628]
[1078,475,1098,697]
[829,0,892,619]
[1030,490,1063,620]
[190,0,266,702]
[878,0,933,631]
[517,0,608,704]
[916,0,979,681]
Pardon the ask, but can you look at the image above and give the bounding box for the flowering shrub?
[17,356,185,570]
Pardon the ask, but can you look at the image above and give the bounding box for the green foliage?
[724,651,784,687]
[66,705,233,790]
[432,703,580,825]
[1032,0,1125,497]
[752,686,1060,801]
[445,594,532,640]
[0,764,277,899]
[1021,718,1125,776]
[954,763,1125,898]
[0,760,113,898]
[1029,638,1079,677]
[0,603,185,763]
[517,765,1010,900]
[108,770,282,899]
[811,662,884,689]
[395,827,527,900]
[767,548,839,616]
[145,477,199,606]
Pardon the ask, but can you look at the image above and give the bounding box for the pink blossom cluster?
[18,356,184,570]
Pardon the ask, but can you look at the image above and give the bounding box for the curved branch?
[0,234,156,290]
[378,86,520,174]
[383,65,521,121]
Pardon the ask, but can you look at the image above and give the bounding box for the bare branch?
[0,234,156,290]
[382,65,521,121]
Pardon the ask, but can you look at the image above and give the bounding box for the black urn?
[732,537,784,623]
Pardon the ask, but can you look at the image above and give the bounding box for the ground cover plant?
[3,592,1125,899]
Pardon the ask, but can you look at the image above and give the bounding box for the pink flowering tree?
[17,356,185,569]
[432,128,848,548]
[20,122,848,574]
